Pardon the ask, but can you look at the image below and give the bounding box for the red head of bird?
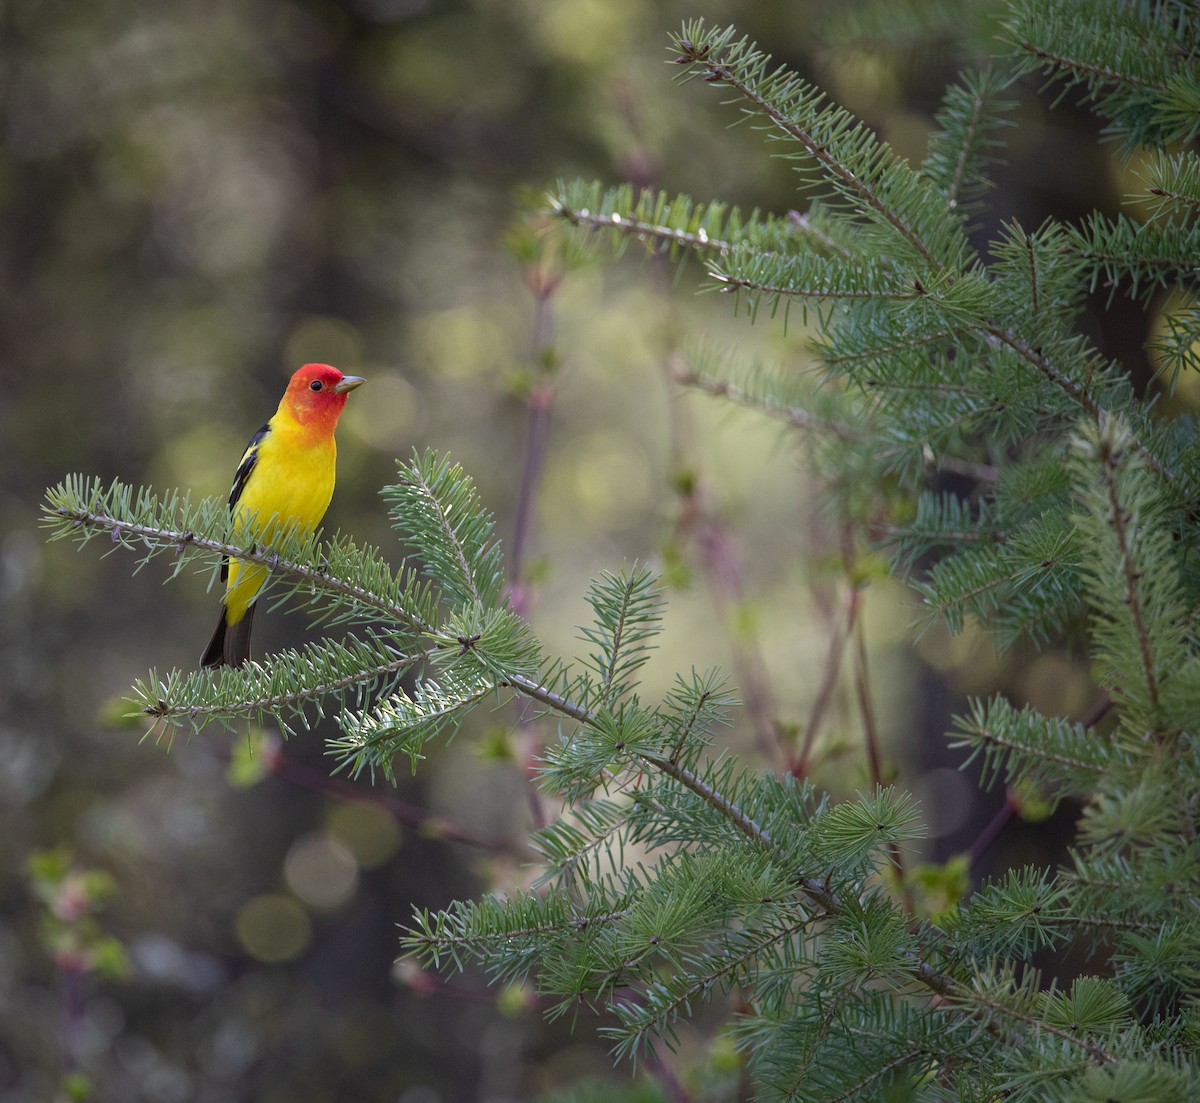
[279,363,366,437]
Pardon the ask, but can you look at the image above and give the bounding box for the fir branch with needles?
[42,4,1200,1099]
[531,10,1200,1097]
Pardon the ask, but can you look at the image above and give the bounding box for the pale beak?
[333,375,365,394]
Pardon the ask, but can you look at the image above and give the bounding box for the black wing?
[220,422,270,583]
[229,422,269,509]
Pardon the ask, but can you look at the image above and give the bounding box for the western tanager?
[201,363,364,668]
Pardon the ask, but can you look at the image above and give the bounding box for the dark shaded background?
[0,2,1172,1100]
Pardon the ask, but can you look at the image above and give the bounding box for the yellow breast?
[224,419,338,623]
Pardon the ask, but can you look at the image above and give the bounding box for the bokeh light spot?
[283,832,359,910]
[234,894,311,963]
[346,372,423,452]
[911,767,974,841]
[284,315,365,372]
[325,801,401,870]
[409,306,507,380]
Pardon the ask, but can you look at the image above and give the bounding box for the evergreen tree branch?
[952,979,1117,1065]
[506,672,596,725]
[530,798,637,889]
[580,567,665,709]
[1149,301,1200,390]
[1070,418,1189,733]
[136,636,434,739]
[1004,0,1200,147]
[520,669,981,1014]
[931,70,1013,216]
[949,695,1123,797]
[605,911,817,1060]
[978,327,1173,484]
[549,192,731,255]
[634,751,781,858]
[1068,214,1200,302]
[787,207,856,259]
[1141,151,1200,219]
[670,358,865,442]
[43,476,447,639]
[384,451,507,612]
[707,246,932,305]
[1099,435,1162,715]
[672,25,951,273]
[404,892,634,975]
[1012,37,1167,92]
[819,328,962,371]
[547,181,803,263]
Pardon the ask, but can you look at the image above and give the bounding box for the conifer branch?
[1099,437,1162,716]
[388,454,499,610]
[787,208,854,258]
[949,695,1117,794]
[551,203,731,254]
[635,752,780,855]
[1066,912,1166,934]
[982,326,1172,482]
[673,30,946,273]
[137,641,434,735]
[710,268,920,303]
[505,672,595,725]
[821,329,961,369]
[514,672,977,1006]
[1142,152,1200,218]
[408,906,631,956]
[945,82,987,212]
[44,488,447,639]
[954,983,1117,1065]
[607,911,817,1058]
[1013,40,1166,92]
[670,361,865,441]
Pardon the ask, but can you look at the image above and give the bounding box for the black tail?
[200,604,255,668]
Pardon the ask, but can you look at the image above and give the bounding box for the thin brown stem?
[206,731,529,858]
[665,357,788,769]
[508,265,563,830]
[839,526,885,789]
[967,790,1019,871]
[792,582,855,777]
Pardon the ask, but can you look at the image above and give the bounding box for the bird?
[200,363,365,669]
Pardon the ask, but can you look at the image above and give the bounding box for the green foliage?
[40,3,1200,1101]
[1003,0,1200,150]
[27,850,130,982]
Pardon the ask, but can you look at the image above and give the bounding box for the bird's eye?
[309,380,324,392]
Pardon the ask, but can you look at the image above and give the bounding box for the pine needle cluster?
[41,3,1200,1099]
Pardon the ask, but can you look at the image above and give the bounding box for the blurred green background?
[0,1,1165,1100]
